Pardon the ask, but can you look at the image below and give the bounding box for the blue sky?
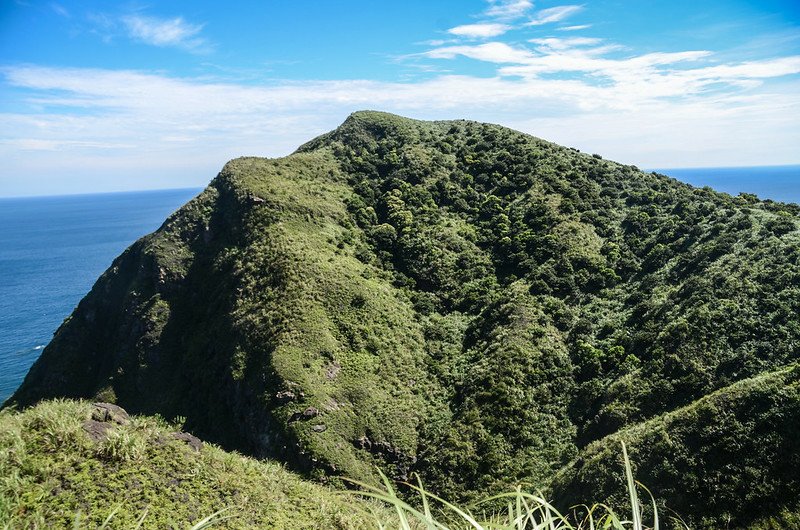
[1,0,799,196]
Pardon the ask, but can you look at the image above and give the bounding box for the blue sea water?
[0,188,201,403]
[653,165,800,204]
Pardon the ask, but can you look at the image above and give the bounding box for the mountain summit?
[8,111,800,527]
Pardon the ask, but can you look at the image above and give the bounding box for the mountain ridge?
[6,111,800,527]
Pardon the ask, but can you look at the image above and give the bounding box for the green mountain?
[7,111,800,527]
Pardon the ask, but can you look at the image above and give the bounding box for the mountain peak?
[8,113,800,527]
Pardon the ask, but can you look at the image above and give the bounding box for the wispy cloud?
[2,0,799,194]
[527,5,583,26]
[1,138,133,151]
[3,58,799,183]
[445,0,532,39]
[558,24,592,31]
[528,37,603,51]
[50,3,69,18]
[410,28,800,120]
[443,2,585,43]
[422,42,535,63]
[484,0,533,20]
[121,15,208,52]
[447,23,512,38]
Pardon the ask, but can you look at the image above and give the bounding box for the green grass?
[0,398,681,529]
[352,441,682,530]
[549,362,800,529]
[0,400,390,529]
[4,395,799,529]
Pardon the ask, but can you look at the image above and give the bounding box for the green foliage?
[353,442,671,530]
[7,111,800,526]
[550,363,800,528]
[0,400,386,529]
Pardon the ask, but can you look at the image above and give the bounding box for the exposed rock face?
[80,402,205,453]
[82,403,130,442]
[171,432,203,452]
[288,407,319,423]
[275,390,297,403]
[82,419,112,442]
[91,402,130,425]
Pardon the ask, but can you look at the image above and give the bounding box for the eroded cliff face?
[8,111,800,526]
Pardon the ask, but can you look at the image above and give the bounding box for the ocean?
[0,188,201,403]
[652,165,800,204]
[0,166,798,404]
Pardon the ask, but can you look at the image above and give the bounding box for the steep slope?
[8,148,436,485]
[0,400,388,528]
[7,112,800,523]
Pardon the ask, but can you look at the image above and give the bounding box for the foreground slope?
[0,400,384,529]
[7,112,800,525]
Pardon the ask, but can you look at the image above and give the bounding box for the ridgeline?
[6,112,800,528]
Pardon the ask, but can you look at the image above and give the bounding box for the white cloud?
[4,2,799,196]
[121,15,207,51]
[558,24,592,31]
[0,138,133,151]
[447,23,512,38]
[422,42,534,63]
[423,41,714,86]
[528,5,583,26]
[506,88,800,167]
[681,56,800,80]
[422,36,762,107]
[2,62,799,192]
[420,39,453,46]
[484,0,533,20]
[528,37,603,51]
[4,2,800,193]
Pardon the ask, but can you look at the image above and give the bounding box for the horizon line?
[1,162,798,200]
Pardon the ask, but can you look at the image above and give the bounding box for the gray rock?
[82,419,112,442]
[275,390,296,402]
[324,362,341,380]
[171,432,203,452]
[288,406,320,423]
[301,406,319,419]
[91,402,130,425]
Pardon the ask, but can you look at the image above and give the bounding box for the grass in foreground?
[0,399,388,529]
[0,398,680,530]
[13,397,788,529]
[351,441,687,530]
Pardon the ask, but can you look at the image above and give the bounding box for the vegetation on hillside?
[0,400,389,529]
[551,362,800,529]
[6,111,799,527]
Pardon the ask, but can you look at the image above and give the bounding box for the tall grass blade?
[415,472,437,529]
[636,481,658,530]
[377,469,412,530]
[98,504,121,529]
[621,441,641,530]
[133,506,150,530]
[188,508,235,530]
